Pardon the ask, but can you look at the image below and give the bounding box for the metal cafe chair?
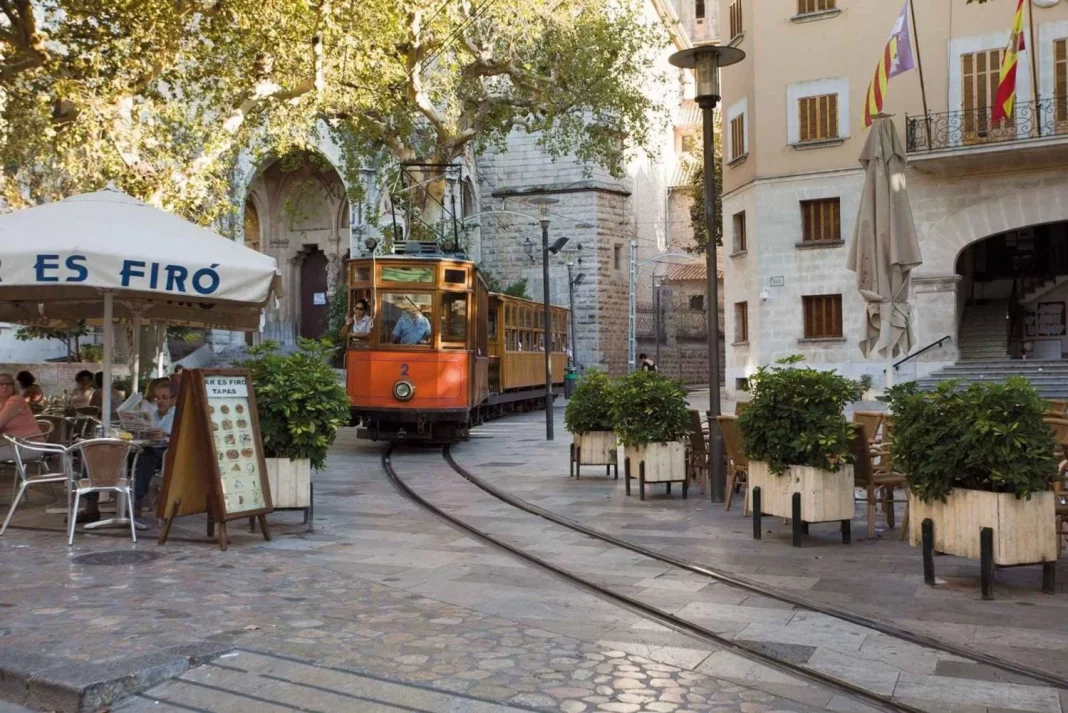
[67,439,137,545]
[0,435,73,535]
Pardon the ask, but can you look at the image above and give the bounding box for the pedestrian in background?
[638,353,657,372]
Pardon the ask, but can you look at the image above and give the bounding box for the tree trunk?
[408,168,450,241]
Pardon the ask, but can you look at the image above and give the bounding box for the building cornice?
[721,166,865,201]
[492,180,632,199]
[648,0,692,51]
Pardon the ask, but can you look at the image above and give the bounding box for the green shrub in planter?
[738,356,862,475]
[608,370,690,447]
[886,378,1056,502]
[239,339,351,470]
[564,369,615,434]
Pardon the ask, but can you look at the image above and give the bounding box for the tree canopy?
[0,0,667,228]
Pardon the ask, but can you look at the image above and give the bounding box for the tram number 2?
[400,364,409,377]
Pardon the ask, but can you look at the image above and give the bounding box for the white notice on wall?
[313,292,326,305]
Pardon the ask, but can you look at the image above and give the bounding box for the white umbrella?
[846,117,922,387]
[0,186,282,423]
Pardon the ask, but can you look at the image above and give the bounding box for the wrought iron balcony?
[906,99,1068,154]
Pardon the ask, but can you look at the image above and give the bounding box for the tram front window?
[440,293,468,347]
[380,293,433,345]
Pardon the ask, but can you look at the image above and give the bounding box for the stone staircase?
[914,359,1068,398]
[956,300,1009,361]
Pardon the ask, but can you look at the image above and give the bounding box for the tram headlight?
[393,380,415,402]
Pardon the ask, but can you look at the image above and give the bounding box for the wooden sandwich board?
[157,368,274,550]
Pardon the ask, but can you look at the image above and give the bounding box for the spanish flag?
[864,1,916,128]
[992,0,1026,124]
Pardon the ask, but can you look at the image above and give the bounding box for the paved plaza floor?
[0,395,1065,713]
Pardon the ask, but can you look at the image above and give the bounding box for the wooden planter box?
[263,457,313,531]
[624,442,687,500]
[570,431,618,479]
[748,461,855,546]
[908,488,1057,598]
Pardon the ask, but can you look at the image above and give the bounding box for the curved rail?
[443,447,1068,691]
[383,445,925,713]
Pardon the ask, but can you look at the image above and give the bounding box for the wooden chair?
[852,411,884,445]
[1047,399,1068,416]
[1045,417,1068,462]
[851,427,907,539]
[717,415,749,515]
[686,410,709,495]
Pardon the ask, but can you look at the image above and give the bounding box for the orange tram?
[344,250,569,442]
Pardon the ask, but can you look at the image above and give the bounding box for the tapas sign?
[157,368,273,550]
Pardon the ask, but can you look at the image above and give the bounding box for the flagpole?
[1028,0,1040,136]
[908,0,930,122]
[908,0,931,148]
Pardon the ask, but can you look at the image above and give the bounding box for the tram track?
[442,447,1068,693]
[383,444,937,713]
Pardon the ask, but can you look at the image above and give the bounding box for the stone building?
[718,0,1068,397]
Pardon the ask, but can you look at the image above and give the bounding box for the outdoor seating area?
[690,396,1068,556]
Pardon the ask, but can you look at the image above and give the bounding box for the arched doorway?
[243,152,349,344]
[300,247,329,339]
[955,221,1068,360]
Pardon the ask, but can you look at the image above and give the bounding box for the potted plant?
[564,369,618,478]
[887,378,1058,595]
[240,339,351,525]
[738,357,862,544]
[609,370,691,500]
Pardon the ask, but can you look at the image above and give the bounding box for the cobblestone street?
[1,400,1066,712]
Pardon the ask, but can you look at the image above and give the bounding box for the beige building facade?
[719,0,1068,395]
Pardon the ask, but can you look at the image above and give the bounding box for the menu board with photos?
[206,374,266,515]
[157,368,273,550]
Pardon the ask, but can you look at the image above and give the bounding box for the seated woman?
[69,370,95,408]
[0,373,43,460]
[16,371,44,411]
[341,299,373,339]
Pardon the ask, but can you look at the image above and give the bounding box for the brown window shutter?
[828,94,838,138]
[1057,40,1068,123]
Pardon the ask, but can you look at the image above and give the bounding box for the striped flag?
[992,0,1026,123]
[864,0,916,128]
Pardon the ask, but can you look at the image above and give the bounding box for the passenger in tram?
[342,299,373,338]
[391,302,432,345]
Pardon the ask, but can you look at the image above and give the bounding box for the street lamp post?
[529,197,560,441]
[669,42,746,504]
[567,263,584,368]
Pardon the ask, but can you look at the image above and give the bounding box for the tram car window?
[381,266,434,284]
[379,293,433,345]
[440,292,468,347]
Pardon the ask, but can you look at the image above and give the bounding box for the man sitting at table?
[133,380,176,520]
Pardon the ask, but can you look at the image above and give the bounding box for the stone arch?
[922,181,1068,276]
[231,122,356,247]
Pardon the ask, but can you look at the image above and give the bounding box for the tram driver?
[392,302,432,345]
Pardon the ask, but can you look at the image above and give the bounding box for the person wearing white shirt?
[341,298,373,340]
[134,381,176,520]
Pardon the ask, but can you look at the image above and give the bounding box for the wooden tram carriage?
[345,249,568,442]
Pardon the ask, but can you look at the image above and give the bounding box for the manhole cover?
[72,551,163,566]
